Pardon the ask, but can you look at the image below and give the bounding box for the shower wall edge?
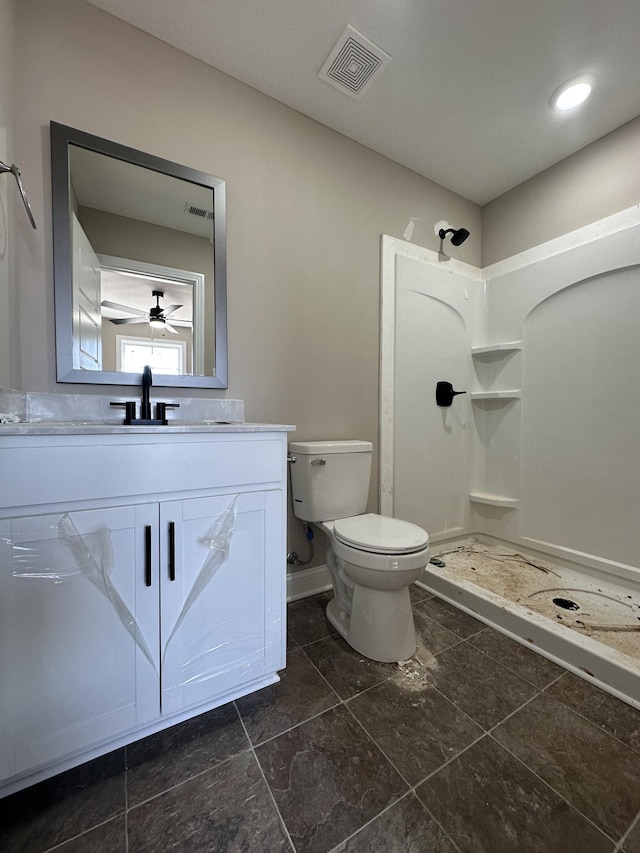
[379,235,483,518]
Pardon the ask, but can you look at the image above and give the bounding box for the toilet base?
[326,585,417,663]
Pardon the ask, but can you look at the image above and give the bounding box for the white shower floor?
[419,538,640,709]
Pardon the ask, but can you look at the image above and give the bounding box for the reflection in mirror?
[51,122,227,388]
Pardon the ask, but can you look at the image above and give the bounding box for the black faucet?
[141,365,153,420]
[110,365,180,425]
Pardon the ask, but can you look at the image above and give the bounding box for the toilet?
[288,440,430,662]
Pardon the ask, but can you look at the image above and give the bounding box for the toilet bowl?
[321,515,429,661]
[288,441,430,662]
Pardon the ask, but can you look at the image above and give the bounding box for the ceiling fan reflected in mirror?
[101,290,183,334]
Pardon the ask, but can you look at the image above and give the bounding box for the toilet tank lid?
[289,440,372,454]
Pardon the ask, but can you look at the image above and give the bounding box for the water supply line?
[287,521,315,566]
[0,159,37,229]
[285,450,315,565]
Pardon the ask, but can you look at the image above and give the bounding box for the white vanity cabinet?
[0,427,289,796]
[159,489,284,716]
[0,503,159,781]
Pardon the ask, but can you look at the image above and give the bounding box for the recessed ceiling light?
[551,75,595,112]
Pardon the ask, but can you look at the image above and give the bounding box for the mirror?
[51,122,227,388]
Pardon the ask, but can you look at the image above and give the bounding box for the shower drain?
[553,597,580,611]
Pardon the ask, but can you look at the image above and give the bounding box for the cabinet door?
[160,490,284,715]
[0,505,159,779]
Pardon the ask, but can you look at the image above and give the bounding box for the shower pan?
[380,208,640,708]
[422,538,640,709]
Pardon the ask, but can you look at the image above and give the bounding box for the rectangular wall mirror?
[51,121,227,388]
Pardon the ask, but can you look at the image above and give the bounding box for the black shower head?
[438,227,470,246]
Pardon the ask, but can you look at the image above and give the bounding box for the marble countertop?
[0,422,296,435]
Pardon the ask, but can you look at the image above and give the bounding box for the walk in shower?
[380,208,640,707]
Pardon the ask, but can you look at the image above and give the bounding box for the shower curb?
[418,568,640,710]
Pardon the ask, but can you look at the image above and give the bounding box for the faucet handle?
[155,402,180,424]
[110,401,137,424]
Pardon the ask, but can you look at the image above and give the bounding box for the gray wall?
[482,116,640,266]
[0,0,17,388]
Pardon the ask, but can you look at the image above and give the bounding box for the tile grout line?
[465,635,569,691]
[294,631,339,651]
[406,676,550,792]
[492,682,640,769]
[121,738,254,811]
[340,702,466,853]
[246,697,343,750]
[297,636,400,703]
[342,700,413,790]
[486,729,621,847]
[539,684,640,758]
[233,700,298,853]
[39,748,129,853]
[324,788,464,853]
[40,813,126,853]
[323,794,409,853]
[614,805,640,852]
[296,642,358,699]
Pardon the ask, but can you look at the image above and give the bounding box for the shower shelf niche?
[471,341,522,356]
[469,492,519,507]
[470,339,522,512]
[470,391,521,401]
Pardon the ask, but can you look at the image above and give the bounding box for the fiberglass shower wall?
[382,212,640,581]
[383,248,481,540]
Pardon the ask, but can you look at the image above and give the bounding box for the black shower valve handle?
[436,381,467,407]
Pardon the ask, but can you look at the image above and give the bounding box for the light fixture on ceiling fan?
[101,290,183,334]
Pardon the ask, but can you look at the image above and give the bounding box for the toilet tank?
[289,440,373,522]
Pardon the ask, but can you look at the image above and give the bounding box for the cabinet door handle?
[144,525,152,587]
[168,521,176,581]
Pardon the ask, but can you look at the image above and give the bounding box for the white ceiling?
[70,144,215,238]
[86,0,640,205]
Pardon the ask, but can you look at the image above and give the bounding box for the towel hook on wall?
[0,159,37,229]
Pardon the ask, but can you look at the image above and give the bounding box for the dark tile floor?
[2,587,640,852]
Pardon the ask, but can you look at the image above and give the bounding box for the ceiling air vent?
[319,25,391,101]
[185,203,214,220]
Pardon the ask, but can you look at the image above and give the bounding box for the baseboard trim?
[286,563,332,602]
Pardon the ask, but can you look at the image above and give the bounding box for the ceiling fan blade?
[164,322,180,334]
[162,304,183,317]
[108,317,148,325]
[101,300,148,317]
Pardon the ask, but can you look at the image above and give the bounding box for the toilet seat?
[333,513,429,555]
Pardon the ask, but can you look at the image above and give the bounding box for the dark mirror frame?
[51,121,228,388]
